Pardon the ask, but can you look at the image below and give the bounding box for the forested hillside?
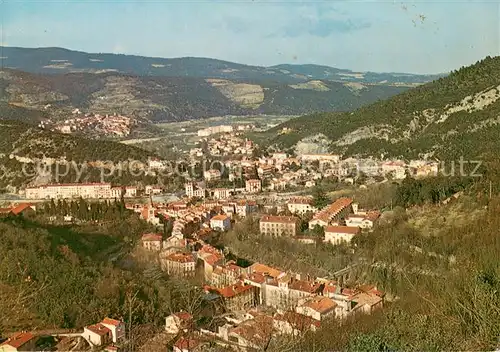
[264,56,500,161]
[3,178,499,351]
[0,68,408,124]
[0,120,174,189]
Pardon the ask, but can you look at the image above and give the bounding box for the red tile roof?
[288,279,320,293]
[174,337,200,350]
[301,296,337,313]
[0,332,35,349]
[246,272,266,284]
[174,311,193,321]
[260,215,299,224]
[312,197,353,222]
[211,214,229,221]
[249,263,282,278]
[102,317,122,327]
[166,252,195,263]
[141,233,163,242]
[86,323,112,336]
[10,203,34,215]
[215,283,254,298]
[365,211,381,221]
[230,315,273,347]
[274,311,321,329]
[325,225,360,235]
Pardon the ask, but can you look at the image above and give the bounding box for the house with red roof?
[163,252,196,277]
[83,323,112,346]
[308,197,353,229]
[273,311,321,336]
[205,282,257,312]
[0,332,37,352]
[225,315,274,350]
[324,225,360,245]
[210,214,231,231]
[296,296,339,321]
[173,336,204,352]
[141,233,163,251]
[10,203,36,216]
[259,215,300,237]
[165,311,194,334]
[101,317,125,343]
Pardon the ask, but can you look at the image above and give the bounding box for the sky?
[1,0,499,74]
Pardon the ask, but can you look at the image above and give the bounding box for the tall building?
[245,179,262,193]
[25,183,112,199]
[259,215,300,237]
[185,182,206,198]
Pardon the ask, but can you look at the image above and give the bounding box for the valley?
[0,39,499,352]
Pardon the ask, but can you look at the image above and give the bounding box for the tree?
[312,186,329,209]
[347,333,394,352]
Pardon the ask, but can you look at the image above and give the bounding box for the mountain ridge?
[0,67,409,126]
[260,56,500,162]
[0,46,444,85]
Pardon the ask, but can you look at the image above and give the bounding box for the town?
[0,126,442,351]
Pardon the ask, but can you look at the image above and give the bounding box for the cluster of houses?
[131,189,386,350]
[185,179,262,199]
[197,124,254,138]
[157,245,384,351]
[41,112,132,137]
[0,317,125,352]
[138,225,384,351]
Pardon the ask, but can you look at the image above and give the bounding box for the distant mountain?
[0,46,444,85]
[0,68,409,126]
[261,56,500,162]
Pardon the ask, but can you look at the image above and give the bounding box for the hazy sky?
[1,0,499,74]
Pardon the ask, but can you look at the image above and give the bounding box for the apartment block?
[259,215,300,237]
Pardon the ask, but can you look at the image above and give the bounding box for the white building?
[124,186,137,198]
[210,214,231,231]
[101,318,126,343]
[82,324,112,346]
[245,179,262,193]
[259,216,300,237]
[185,182,206,198]
[148,158,165,170]
[204,169,222,181]
[163,252,196,277]
[25,183,112,199]
[213,188,231,200]
[345,212,380,229]
[141,233,163,251]
[288,198,317,215]
[296,296,339,321]
[324,225,360,245]
[145,185,162,195]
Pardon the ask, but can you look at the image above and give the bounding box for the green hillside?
[0,120,152,162]
[0,120,164,189]
[0,210,198,337]
[263,56,500,161]
[0,68,411,125]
